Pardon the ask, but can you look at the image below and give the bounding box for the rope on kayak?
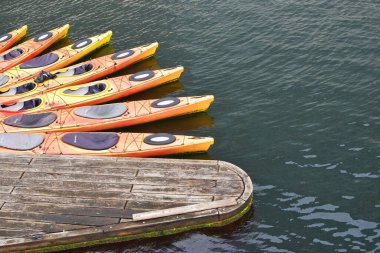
[135,100,152,116]
[57,106,77,128]
[123,132,144,151]
[41,76,62,90]
[0,120,7,133]
[34,71,57,83]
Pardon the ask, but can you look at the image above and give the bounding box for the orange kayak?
[0,132,214,157]
[0,25,69,72]
[0,42,158,104]
[0,66,184,117]
[0,31,112,90]
[0,95,214,133]
[0,25,28,54]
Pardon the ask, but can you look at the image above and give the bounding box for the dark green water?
[1,0,380,252]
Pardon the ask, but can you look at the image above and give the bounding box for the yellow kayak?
[0,42,158,104]
[0,25,69,72]
[0,31,112,90]
[0,132,214,157]
[0,25,27,53]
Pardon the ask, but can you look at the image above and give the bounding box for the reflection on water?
[44,37,72,52]
[111,57,161,77]
[122,81,184,101]
[121,112,214,134]
[64,206,254,253]
[81,44,115,61]
[2,0,380,252]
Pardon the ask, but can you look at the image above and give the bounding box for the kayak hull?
[0,132,214,157]
[0,95,214,133]
[0,25,27,54]
[0,66,184,117]
[0,31,112,90]
[0,25,69,72]
[0,42,158,103]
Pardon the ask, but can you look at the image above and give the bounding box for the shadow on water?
[16,36,29,44]
[110,57,161,78]
[111,80,184,103]
[80,44,115,61]
[44,37,72,52]
[63,206,254,253]
[108,112,214,134]
[164,152,212,160]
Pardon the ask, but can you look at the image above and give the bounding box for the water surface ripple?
[1,0,380,252]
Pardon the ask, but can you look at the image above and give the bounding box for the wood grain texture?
[0,153,253,252]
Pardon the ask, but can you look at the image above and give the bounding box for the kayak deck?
[0,153,253,252]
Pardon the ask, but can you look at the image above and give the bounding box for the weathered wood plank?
[0,154,32,165]
[10,188,213,202]
[1,203,138,219]
[0,211,120,226]
[115,157,219,168]
[133,199,237,221]
[20,171,137,182]
[0,229,43,238]
[0,187,13,194]
[0,178,133,192]
[137,170,239,180]
[218,161,253,201]
[125,200,191,211]
[215,180,245,196]
[0,165,139,177]
[12,187,132,200]
[0,218,89,233]
[0,154,252,252]
[30,155,218,169]
[20,173,216,187]
[0,171,23,179]
[132,184,243,196]
[0,194,126,208]
[9,165,220,174]
[30,156,118,168]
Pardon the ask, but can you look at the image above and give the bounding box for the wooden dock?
[0,154,253,252]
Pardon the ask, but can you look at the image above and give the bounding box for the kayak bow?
[0,95,214,133]
[0,132,214,157]
[0,42,158,103]
[0,24,69,72]
[0,25,28,54]
[0,66,184,117]
[0,30,112,90]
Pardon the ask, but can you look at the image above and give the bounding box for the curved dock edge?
[21,198,253,253]
[0,155,253,252]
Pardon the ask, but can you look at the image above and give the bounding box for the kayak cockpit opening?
[0,82,36,96]
[33,32,53,42]
[20,53,59,69]
[4,112,57,128]
[0,75,9,87]
[151,97,181,108]
[72,39,92,49]
[111,49,135,60]
[0,98,42,111]
[0,133,44,151]
[0,34,12,42]
[143,133,176,145]
[0,48,23,61]
[63,83,106,96]
[129,70,155,82]
[56,63,93,77]
[74,103,127,119]
[62,132,119,150]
